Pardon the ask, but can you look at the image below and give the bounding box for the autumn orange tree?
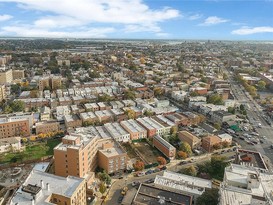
[133,160,145,171]
[177,151,187,159]
[157,156,167,165]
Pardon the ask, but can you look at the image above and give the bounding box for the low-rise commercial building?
[155,171,211,203]
[133,183,192,205]
[219,164,273,205]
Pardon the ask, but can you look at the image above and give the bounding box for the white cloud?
[188,14,202,20]
[232,26,273,35]
[0,14,13,21]
[1,25,115,38]
[0,0,180,37]
[200,16,229,26]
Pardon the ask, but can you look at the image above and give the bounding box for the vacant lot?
[132,141,162,164]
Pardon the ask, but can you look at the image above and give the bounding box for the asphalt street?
[227,71,273,162]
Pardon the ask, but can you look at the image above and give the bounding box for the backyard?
[0,138,61,164]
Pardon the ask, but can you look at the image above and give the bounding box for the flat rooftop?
[99,146,125,157]
[121,119,146,133]
[155,171,211,196]
[104,122,129,137]
[11,169,84,205]
[133,183,192,205]
[235,149,268,170]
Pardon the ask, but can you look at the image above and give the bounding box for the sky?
[0,0,273,40]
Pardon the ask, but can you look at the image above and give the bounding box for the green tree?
[182,165,197,176]
[179,142,192,156]
[99,182,107,195]
[10,100,25,112]
[213,123,221,130]
[4,105,13,113]
[227,107,235,114]
[124,90,136,100]
[98,171,112,185]
[257,80,266,90]
[210,156,228,180]
[207,94,223,105]
[196,188,219,205]
[170,126,178,136]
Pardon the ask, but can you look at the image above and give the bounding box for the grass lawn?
[1,138,61,164]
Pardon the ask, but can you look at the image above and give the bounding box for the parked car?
[137,171,145,177]
[118,196,124,203]
[145,178,155,184]
[179,161,188,165]
[145,170,154,175]
[154,168,161,173]
[131,181,140,187]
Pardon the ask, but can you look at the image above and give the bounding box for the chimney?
[40,180,44,189]
[46,183,50,191]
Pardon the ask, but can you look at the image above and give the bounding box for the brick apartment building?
[153,135,176,160]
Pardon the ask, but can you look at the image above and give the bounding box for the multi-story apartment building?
[0,68,13,84]
[0,113,34,139]
[98,142,128,174]
[120,119,147,140]
[35,121,60,135]
[54,133,99,179]
[0,84,6,101]
[11,169,86,205]
[202,135,221,152]
[178,131,201,149]
[136,117,166,138]
[38,76,62,91]
[153,135,176,160]
[104,122,130,142]
[12,69,25,80]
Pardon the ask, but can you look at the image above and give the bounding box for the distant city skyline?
[0,0,273,40]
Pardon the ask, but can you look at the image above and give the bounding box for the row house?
[136,117,166,138]
[80,112,98,124]
[64,114,82,129]
[120,119,147,140]
[94,110,114,123]
[104,122,130,142]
